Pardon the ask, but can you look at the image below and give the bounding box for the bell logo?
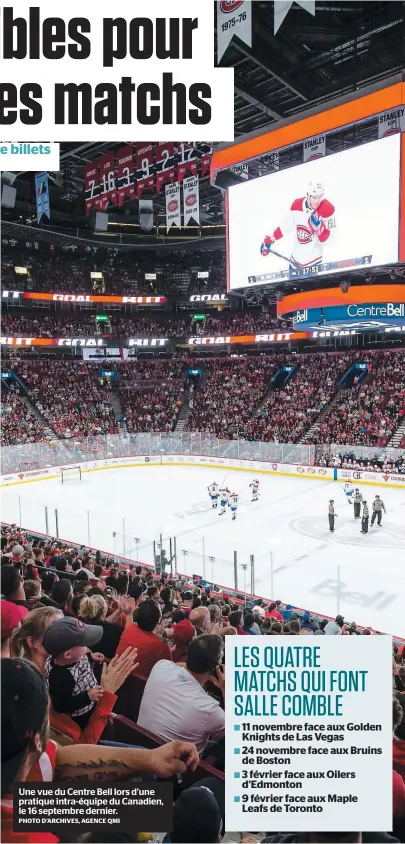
[185,194,197,206]
[168,200,179,212]
[220,0,244,11]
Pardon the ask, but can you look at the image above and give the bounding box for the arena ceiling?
[2,1,405,243]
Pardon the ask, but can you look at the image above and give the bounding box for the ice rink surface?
[3,465,405,636]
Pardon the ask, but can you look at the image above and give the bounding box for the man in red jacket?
[116,599,172,676]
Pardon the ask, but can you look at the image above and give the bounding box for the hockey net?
[61,466,82,483]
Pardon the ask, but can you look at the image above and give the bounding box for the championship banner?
[35,172,50,223]
[217,0,252,62]
[378,107,405,138]
[199,143,212,177]
[183,175,200,226]
[84,160,100,214]
[117,145,135,206]
[155,143,176,191]
[135,143,155,198]
[303,134,326,162]
[177,142,198,183]
[165,182,181,231]
[98,151,117,210]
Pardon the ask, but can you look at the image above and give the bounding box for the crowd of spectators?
[1,385,50,446]
[2,307,285,340]
[306,350,405,448]
[11,361,118,439]
[1,241,227,296]
[316,450,405,475]
[1,523,405,842]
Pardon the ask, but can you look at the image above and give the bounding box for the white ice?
[3,466,405,637]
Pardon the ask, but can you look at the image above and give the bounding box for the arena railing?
[2,432,404,476]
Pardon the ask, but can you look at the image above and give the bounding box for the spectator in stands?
[23,580,42,604]
[51,579,73,615]
[229,610,246,635]
[78,594,133,659]
[1,656,200,843]
[138,634,225,754]
[243,612,259,635]
[0,566,30,614]
[10,606,64,674]
[43,616,104,729]
[116,599,172,675]
[1,601,28,658]
[324,614,345,635]
[171,778,225,844]
[189,606,210,633]
[171,619,196,663]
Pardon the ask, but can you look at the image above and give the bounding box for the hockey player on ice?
[250,480,260,502]
[343,481,354,503]
[218,488,230,516]
[260,181,336,269]
[229,493,238,521]
[207,482,219,509]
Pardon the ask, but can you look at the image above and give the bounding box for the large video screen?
[228,134,401,290]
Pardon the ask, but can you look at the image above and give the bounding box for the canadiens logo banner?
[217,0,252,62]
[183,175,200,226]
[165,182,181,231]
[378,107,405,138]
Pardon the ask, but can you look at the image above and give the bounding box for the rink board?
[1,453,404,488]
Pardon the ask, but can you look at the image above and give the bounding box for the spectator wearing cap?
[43,616,104,729]
[279,603,294,620]
[171,777,224,843]
[116,599,171,676]
[172,619,196,663]
[1,601,28,657]
[0,565,30,611]
[138,634,225,754]
[301,612,318,633]
[324,614,345,635]
[1,656,200,844]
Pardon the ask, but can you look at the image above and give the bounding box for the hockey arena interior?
[2,3,405,842]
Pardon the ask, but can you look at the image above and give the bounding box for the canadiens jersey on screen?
[272,196,336,267]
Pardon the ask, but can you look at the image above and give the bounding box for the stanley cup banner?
[165,182,181,232]
[217,1,252,62]
[35,172,50,223]
[378,107,405,138]
[183,175,200,226]
[303,134,326,163]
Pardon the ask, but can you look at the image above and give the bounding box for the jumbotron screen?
[227,134,401,290]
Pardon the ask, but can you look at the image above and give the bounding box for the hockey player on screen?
[260,181,336,269]
[218,488,230,516]
[207,481,219,509]
[250,479,260,502]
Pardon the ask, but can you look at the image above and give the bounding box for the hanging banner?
[274,1,315,35]
[217,0,252,62]
[155,142,176,191]
[84,160,100,214]
[177,142,198,183]
[378,107,405,138]
[303,134,326,162]
[135,143,155,198]
[35,172,50,223]
[117,145,135,207]
[183,175,200,226]
[98,151,117,210]
[199,143,212,177]
[165,182,181,232]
